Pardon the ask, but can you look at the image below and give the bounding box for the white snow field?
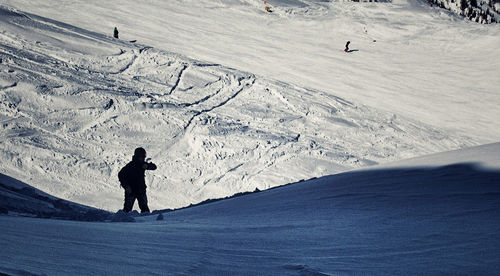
[2,0,499,143]
[1,0,499,211]
[1,143,499,275]
[0,0,500,274]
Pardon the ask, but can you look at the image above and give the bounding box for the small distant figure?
[118,147,157,213]
[345,41,351,53]
[113,27,119,39]
[264,1,272,12]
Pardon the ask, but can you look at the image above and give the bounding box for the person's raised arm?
[147,162,157,170]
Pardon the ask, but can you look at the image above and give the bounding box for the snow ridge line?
[0,42,64,73]
[184,75,256,130]
[109,52,138,75]
[176,88,223,108]
[193,63,221,67]
[0,42,116,91]
[139,46,153,54]
[131,81,224,109]
[0,82,17,90]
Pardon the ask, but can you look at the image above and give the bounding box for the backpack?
[118,165,129,188]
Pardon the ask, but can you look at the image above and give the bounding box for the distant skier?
[118,147,157,213]
[113,27,119,39]
[264,1,272,12]
[345,41,350,53]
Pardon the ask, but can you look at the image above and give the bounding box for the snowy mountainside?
[0,173,110,220]
[1,143,499,275]
[3,0,500,144]
[0,6,474,211]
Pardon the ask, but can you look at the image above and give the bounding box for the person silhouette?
[118,147,157,213]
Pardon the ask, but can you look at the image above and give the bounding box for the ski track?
[168,64,188,95]
[183,75,256,130]
[0,81,17,90]
[108,51,138,75]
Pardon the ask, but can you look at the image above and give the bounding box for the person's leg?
[137,191,150,213]
[123,190,136,212]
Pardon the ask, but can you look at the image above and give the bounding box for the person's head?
[133,147,147,162]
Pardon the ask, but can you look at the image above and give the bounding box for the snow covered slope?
[2,0,499,143]
[1,143,499,275]
[0,172,110,220]
[0,1,498,274]
[0,5,475,211]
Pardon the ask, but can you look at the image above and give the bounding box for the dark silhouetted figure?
[345,41,350,53]
[118,147,157,213]
[113,27,119,39]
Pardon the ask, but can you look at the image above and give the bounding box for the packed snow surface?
[1,143,499,275]
[2,0,499,142]
[0,1,499,274]
[2,0,498,211]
